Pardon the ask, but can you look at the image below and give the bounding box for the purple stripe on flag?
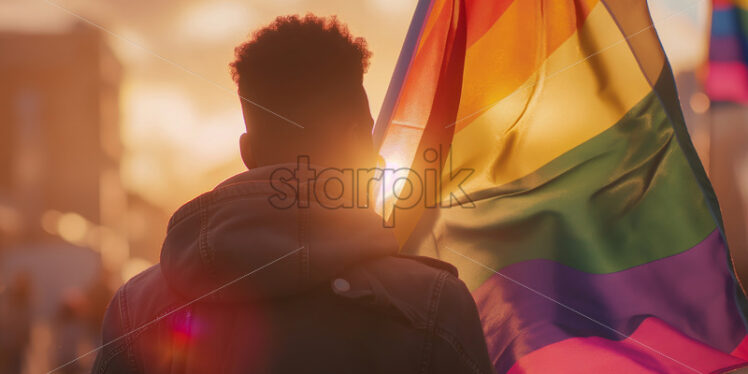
[473,230,747,373]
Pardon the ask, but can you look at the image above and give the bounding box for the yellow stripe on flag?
[442,3,651,197]
[456,0,598,126]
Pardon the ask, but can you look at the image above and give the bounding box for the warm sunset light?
[2,1,747,373]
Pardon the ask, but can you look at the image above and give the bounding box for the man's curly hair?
[230,15,371,125]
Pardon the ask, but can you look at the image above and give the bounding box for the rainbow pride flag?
[374,0,748,372]
[707,0,748,103]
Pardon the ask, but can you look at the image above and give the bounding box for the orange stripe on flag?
[456,0,598,131]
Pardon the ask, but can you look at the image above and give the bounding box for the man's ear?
[239,133,257,169]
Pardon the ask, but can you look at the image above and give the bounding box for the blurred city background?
[0,0,745,373]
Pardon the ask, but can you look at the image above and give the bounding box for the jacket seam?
[119,282,141,374]
[101,299,186,373]
[95,290,129,374]
[198,193,216,272]
[418,270,449,374]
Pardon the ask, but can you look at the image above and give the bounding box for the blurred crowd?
[0,270,112,374]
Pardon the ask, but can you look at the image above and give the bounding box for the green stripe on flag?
[405,89,716,290]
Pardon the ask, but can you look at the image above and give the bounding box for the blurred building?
[0,24,124,251]
[0,24,166,373]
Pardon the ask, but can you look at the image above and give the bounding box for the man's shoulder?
[331,255,468,328]
[334,255,492,373]
[351,256,493,373]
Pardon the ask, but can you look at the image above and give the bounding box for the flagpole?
[373,0,434,149]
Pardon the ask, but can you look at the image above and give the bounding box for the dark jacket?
[92,165,494,374]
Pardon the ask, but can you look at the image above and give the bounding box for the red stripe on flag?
[506,318,747,374]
